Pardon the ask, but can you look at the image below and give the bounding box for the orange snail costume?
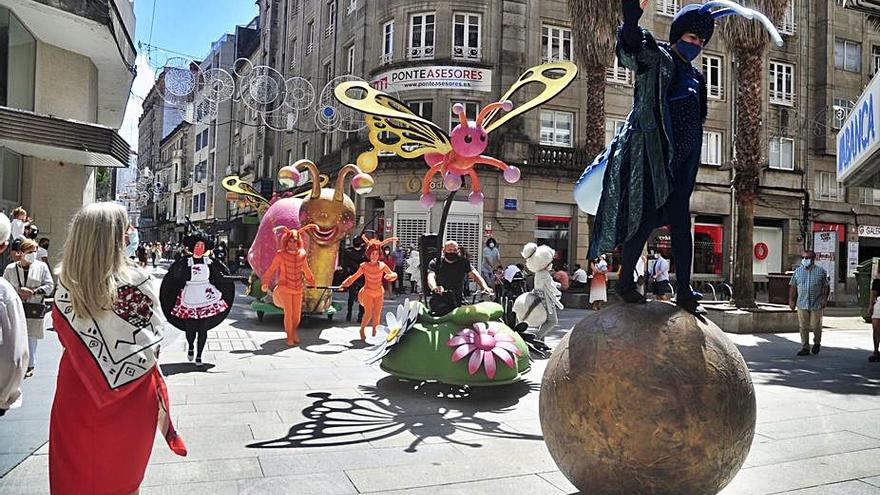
[339,236,399,340]
[262,225,317,345]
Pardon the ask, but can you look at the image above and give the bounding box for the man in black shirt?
[342,236,367,321]
[427,240,493,315]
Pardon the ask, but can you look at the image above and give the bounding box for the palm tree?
[567,0,621,158]
[718,0,788,308]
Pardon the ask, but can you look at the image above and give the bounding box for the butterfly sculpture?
[334,61,578,208]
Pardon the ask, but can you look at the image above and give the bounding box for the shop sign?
[484,222,493,236]
[838,72,880,184]
[858,224,880,237]
[504,198,517,210]
[753,242,769,260]
[848,241,860,276]
[371,66,493,93]
[814,231,838,299]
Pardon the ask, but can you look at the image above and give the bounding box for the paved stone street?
[1,265,879,494]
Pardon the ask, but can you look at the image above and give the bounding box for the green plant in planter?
[380,302,531,386]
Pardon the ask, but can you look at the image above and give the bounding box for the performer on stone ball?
[338,236,399,340]
[427,240,494,316]
[588,0,781,315]
[261,225,317,346]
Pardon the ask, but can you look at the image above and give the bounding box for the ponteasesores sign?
[837,71,880,185]
[371,66,492,93]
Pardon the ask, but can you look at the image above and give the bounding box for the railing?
[346,1,357,15]
[408,46,434,60]
[380,53,392,65]
[527,144,591,173]
[452,46,481,61]
[325,25,335,38]
[770,91,796,107]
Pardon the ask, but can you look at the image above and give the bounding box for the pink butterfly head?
[449,100,513,157]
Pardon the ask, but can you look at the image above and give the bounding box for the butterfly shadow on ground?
[246,376,543,453]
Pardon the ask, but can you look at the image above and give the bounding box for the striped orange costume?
[340,236,399,340]
[262,225,317,345]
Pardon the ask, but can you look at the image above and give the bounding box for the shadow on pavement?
[160,362,217,376]
[738,334,880,396]
[247,376,542,452]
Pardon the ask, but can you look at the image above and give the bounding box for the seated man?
[427,240,493,316]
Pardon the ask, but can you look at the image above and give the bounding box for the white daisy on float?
[364,299,419,365]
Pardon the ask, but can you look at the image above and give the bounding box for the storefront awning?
[0,106,131,168]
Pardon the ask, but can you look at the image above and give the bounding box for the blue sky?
[133,0,258,62]
[121,0,258,154]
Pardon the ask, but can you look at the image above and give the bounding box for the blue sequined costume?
[588,6,709,303]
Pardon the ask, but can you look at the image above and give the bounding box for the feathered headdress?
[669,1,784,47]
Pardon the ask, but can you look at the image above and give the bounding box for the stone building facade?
[181,0,880,298]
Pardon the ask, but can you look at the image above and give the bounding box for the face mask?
[801,258,813,268]
[675,40,702,62]
[23,252,37,264]
[444,252,459,261]
[488,243,495,248]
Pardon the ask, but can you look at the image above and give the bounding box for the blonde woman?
[50,203,186,494]
[4,238,53,378]
[0,213,28,417]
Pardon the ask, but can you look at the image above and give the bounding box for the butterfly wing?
[222,176,271,211]
[335,81,452,158]
[483,61,579,134]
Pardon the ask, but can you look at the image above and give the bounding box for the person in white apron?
[166,233,231,366]
[3,238,53,377]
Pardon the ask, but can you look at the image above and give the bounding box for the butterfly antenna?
[476,100,513,127]
[452,103,469,127]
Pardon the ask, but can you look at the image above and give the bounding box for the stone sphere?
[539,302,756,495]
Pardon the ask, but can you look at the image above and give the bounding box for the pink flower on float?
[448,322,522,379]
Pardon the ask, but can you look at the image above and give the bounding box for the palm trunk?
[731,51,763,309]
[583,65,607,159]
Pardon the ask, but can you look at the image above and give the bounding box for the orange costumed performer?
[261,225,317,345]
[339,236,399,340]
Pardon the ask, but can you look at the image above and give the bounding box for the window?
[288,38,298,71]
[306,20,315,54]
[540,110,574,148]
[0,148,22,205]
[769,61,795,106]
[450,101,479,132]
[606,56,632,85]
[409,13,435,60]
[381,21,394,64]
[769,137,794,171]
[407,100,434,121]
[860,188,880,206]
[0,7,36,111]
[832,97,855,129]
[346,45,355,74]
[873,45,880,74]
[324,61,333,84]
[326,1,336,37]
[816,171,843,202]
[702,54,723,99]
[322,132,333,155]
[656,0,679,16]
[701,131,722,166]
[834,38,861,72]
[542,25,572,63]
[605,118,626,146]
[453,13,481,61]
[301,140,309,159]
[779,0,796,35]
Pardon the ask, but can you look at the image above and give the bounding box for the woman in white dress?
[589,255,608,311]
[0,213,28,416]
[3,238,53,377]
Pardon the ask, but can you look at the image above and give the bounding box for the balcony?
[380,53,392,65]
[325,25,334,38]
[408,45,434,60]
[172,149,184,161]
[452,46,481,62]
[527,144,591,176]
[5,0,137,128]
